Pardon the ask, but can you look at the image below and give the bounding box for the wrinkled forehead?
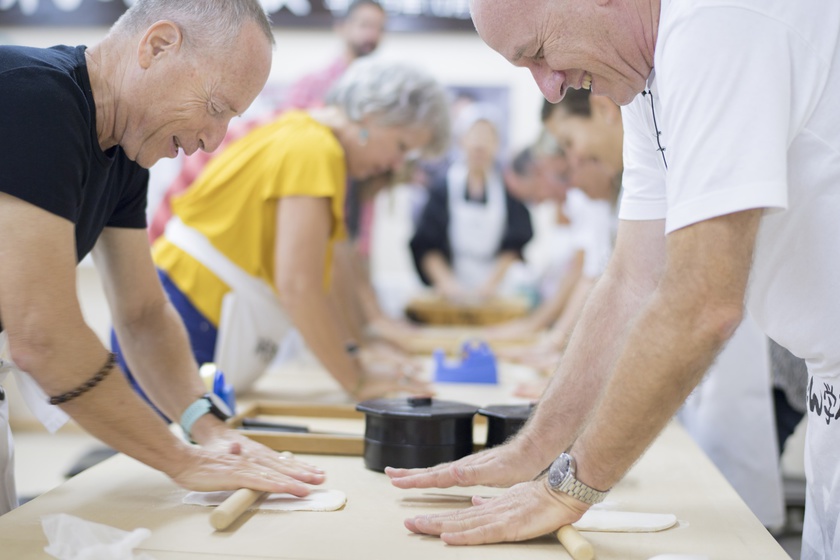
[470,0,536,62]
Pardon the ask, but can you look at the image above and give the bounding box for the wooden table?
[0,421,789,559]
[0,361,791,559]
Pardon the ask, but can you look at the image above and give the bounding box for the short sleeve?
[617,99,668,221]
[106,162,149,229]
[656,7,791,233]
[272,128,345,201]
[410,181,450,286]
[499,193,533,257]
[0,67,89,223]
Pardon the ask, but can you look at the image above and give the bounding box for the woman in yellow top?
[113,59,450,402]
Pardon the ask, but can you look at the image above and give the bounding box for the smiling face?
[344,117,433,181]
[470,0,653,106]
[121,19,273,168]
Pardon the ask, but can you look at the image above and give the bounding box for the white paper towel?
[42,513,156,560]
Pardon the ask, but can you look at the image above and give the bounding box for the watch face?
[548,454,571,488]
[206,393,233,419]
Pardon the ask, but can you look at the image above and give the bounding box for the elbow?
[275,274,319,311]
[6,323,62,378]
[696,302,743,348]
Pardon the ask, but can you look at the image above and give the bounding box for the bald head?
[470,0,657,106]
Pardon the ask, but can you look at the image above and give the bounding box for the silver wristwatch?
[547,452,609,506]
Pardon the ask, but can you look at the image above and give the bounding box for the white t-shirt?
[618,1,840,558]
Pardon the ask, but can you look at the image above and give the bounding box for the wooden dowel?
[556,525,595,560]
[209,488,265,530]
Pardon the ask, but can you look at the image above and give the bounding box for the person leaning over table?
[115,58,450,403]
[487,91,620,374]
[409,106,534,302]
[386,0,840,558]
[0,0,328,518]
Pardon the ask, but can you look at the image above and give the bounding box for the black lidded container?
[478,403,536,448]
[356,396,478,472]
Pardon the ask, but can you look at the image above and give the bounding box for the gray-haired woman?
[115,58,450,403]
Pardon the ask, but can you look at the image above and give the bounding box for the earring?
[359,128,369,146]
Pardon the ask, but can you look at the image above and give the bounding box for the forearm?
[569,210,761,491]
[113,299,207,423]
[12,323,192,476]
[572,287,738,491]
[544,276,595,350]
[483,252,518,292]
[330,242,368,341]
[517,268,652,467]
[421,252,458,289]
[280,286,363,393]
[528,257,584,330]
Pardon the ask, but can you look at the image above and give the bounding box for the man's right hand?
[169,444,323,497]
[385,439,546,490]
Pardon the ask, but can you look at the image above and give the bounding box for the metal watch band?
[555,476,609,505]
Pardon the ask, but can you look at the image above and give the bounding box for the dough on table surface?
[573,510,678,533]
[183,488,346,512]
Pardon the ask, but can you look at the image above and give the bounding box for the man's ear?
[590,94,621,125]
[137,20,183,69]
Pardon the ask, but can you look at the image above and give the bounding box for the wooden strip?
[241,432,364,456]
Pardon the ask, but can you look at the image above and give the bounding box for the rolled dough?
[183,488,346,512]
[573,510,678,533]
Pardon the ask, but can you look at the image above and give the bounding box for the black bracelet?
[48,352,117,405]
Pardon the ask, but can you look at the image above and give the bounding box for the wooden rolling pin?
[556,525,595,560]
[210,489,265,530]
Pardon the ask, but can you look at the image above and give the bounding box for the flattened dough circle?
[573,510,678,533]
[184,488,346,512]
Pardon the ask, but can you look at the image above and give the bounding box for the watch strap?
[555,476,609,505]
[180,397,212,440]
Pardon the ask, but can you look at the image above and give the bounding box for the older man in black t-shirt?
[0,0,325,515]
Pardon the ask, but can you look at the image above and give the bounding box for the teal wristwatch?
[180,393,233,441]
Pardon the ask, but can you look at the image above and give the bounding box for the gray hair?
[326,58,451,157]
[112,0,274,51]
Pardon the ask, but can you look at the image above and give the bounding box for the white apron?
[446,163,507,290]
[164,219,295,393]
[0,332,70,514]
[678,313,785,529]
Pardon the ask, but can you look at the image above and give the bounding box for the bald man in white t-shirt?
[385,1,840,558]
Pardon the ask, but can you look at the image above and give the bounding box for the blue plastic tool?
[201,363,237,413]
[434,341,498,384]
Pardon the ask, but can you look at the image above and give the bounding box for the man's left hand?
[403,478,588,545]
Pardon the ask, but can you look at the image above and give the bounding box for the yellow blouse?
[153,111,347,326]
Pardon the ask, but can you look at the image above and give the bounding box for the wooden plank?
[241,432,364,456]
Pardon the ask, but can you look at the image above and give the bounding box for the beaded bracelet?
[48,352,117,405]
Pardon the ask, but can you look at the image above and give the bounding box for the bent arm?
[0,194,193,475]
[571,209,762,491]
[92,227,226,443]
[274,196,364,394]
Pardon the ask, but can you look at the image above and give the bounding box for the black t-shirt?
[0,44,149,262]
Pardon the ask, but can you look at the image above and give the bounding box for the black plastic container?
[356,396,478,472]
[478,403,535,448]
